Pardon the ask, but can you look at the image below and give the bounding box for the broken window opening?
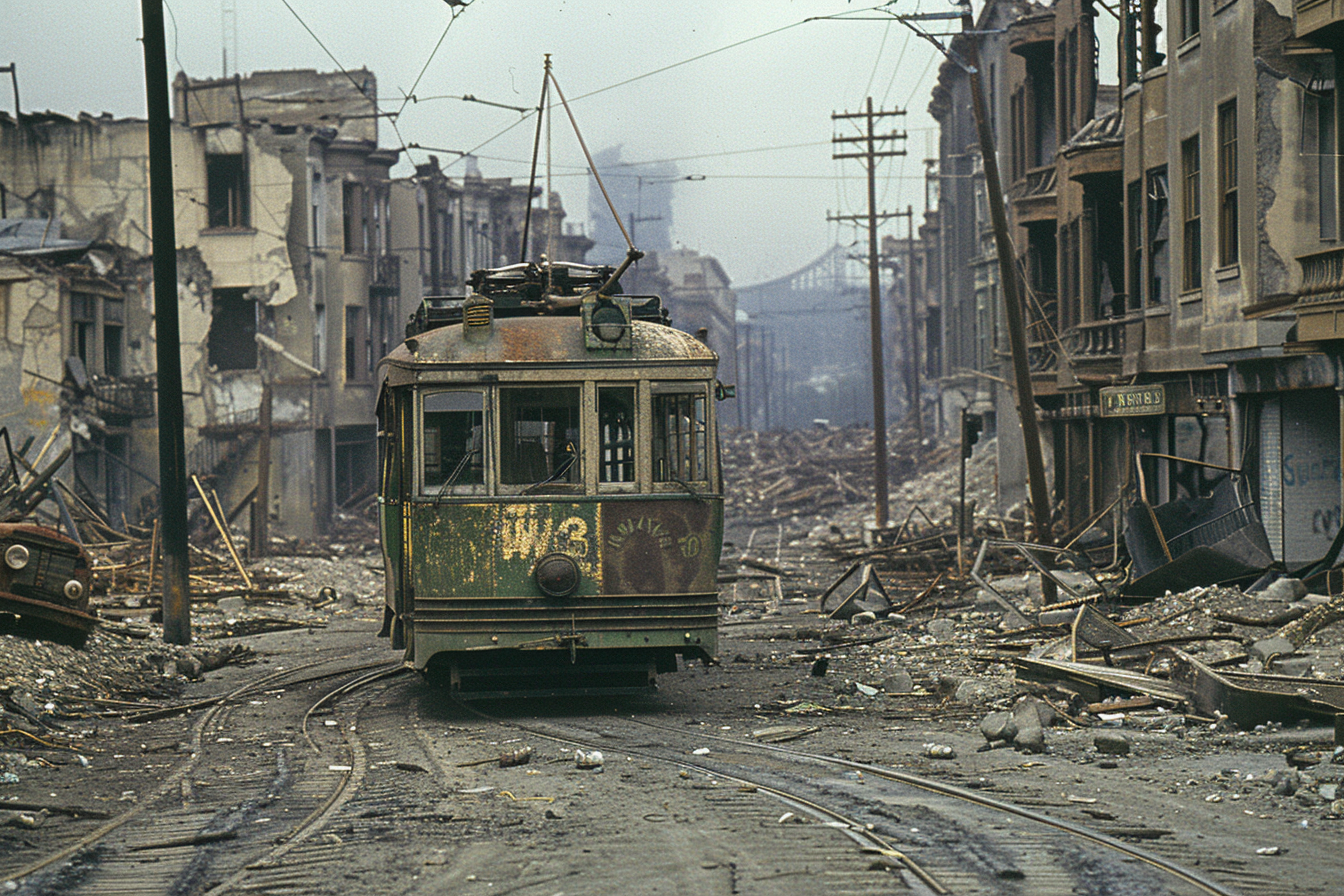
[1218,100,1239,267]
[335,424,378,509]
[71,292,95,372]
[653,390,708,483]
[1181,137,1202,291]
[1147,167,1169,304]
[208,287,258,371]
[206,153,249,229]
[422,390,485,494]
[345,305,368,382]
[598,386,636,485]
[343,182,357,254]
[499,387,581,490]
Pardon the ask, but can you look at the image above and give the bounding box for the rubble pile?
[722,424,999,532]
[0,515,385,740]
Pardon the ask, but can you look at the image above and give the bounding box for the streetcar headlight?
[534,553,581,598]
[5,543,30,570]
[64,579,83,601]
[590,302,627,343]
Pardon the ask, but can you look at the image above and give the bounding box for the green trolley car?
[377,260,727,694]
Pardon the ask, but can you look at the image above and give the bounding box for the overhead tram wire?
[272,0,421,168]
[396,2,473,120]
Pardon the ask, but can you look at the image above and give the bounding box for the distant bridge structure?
[734,245,877,430]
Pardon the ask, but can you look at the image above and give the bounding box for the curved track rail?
[456,703,1240,896]
[2,658,406,895]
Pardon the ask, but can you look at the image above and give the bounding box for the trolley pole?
[830,98,906,529]
[140,0,192,644]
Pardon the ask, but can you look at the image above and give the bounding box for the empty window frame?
[345,306,368,382]
[422,390,485,494]
[598,386,636,485]
[70,292,95,372]
[1217,100,1239,267]
[653,390,708,483]
[1181,0,1200,42]
[343,182,363,254]
[1147,167,1169,305]
[208,287,258,370]
[1307,79,1339,240]
[499,386,581,488]
[103,295,124,377]
[1127,179,1143,311]
[1182,136,1202,291]
[206,153,248,229]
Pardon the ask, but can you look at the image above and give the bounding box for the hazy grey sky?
[6,1,949,285]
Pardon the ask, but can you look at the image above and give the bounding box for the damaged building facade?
[927,0,1344,567]
[0,68,584,540]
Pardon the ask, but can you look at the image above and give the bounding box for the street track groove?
[456,706,1238,896]
[1,658,405,896]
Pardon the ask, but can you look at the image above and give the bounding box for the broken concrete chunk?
[1013,725,1047,753]
[926,618,956,639]
[980,710,1018,744]
[954,679,995,704]
[1250,638,1296,662]
[882,671,914,695]
[1013,696,1058,729]
[1270,657,1314,677]
[1257,578,1308,603]
[1094,731,1131,755]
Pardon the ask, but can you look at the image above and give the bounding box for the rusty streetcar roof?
[382,316,717,374]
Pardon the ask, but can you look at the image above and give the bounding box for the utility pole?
[140,0,192,644]
[956,8,1054,553]
[830,97,906,530]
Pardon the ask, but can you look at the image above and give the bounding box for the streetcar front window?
[500,386,582,490]
[422,390,484,494]
[653,390,708,483]
[598,386,636,485]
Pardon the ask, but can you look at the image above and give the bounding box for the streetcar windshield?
[422,390,485,494]
[499,386,582,490]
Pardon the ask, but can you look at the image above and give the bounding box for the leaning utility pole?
[958,9,1054,549]
[140,0,192,644]
[830,97,906,530]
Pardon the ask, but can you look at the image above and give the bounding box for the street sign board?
[1099,384,1166,417]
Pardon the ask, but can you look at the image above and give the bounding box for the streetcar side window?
[652,390,708,483]
[422,390,485,494]
[499,386,582,489]
[598,386,636,485]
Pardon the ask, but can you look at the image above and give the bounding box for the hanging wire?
[396,3,472,119]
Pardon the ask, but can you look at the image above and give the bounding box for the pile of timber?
[722,424,956,523]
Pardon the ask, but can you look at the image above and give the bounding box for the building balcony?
[1293,245,1344,341]
[87,375,157,420]
[1027,290,1059,373]
[1062,317,1126,363]
[372,253,400,292]
[1012,166,1058,224]
[1008,12,1056,56]
[1295,0,1344,39]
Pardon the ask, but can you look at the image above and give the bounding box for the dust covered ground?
[1,430,1342,893]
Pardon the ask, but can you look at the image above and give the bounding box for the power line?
[396,3,473,119]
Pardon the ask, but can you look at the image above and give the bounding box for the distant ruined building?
[0,68,585,540]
